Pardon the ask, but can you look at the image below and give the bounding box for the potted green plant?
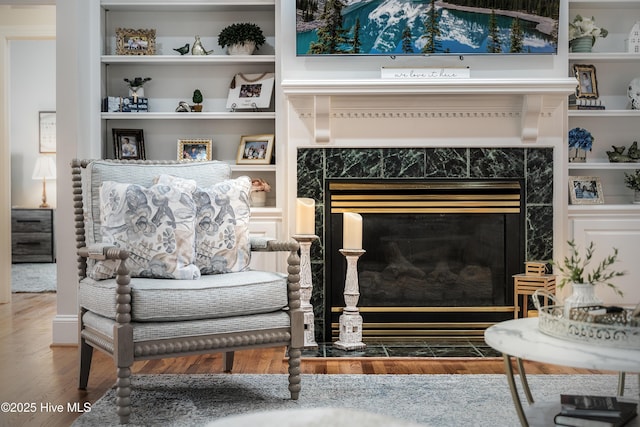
[124,77,151,98]
[624,169,640,204]
[217,22,266,55]
[550,240,625,316]
[192,89,203,112]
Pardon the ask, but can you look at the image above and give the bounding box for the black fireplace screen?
[326,179,525,337]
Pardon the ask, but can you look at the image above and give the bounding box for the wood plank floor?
[0,293,610,427]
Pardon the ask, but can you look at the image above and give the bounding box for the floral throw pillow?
[89,181,200,280]
[193,176,252,274]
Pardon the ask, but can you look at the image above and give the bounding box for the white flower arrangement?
[569,15,608,42]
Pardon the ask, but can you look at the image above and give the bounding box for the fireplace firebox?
[326,179,525,340]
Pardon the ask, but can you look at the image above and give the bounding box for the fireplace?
[326,179,524,340]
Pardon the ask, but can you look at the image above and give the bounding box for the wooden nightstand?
[11,207,55,263]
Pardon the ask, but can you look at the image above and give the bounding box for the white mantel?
[282,78,577,145]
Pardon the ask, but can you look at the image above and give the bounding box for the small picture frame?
[573,64,599,99]
[178,139,212,161]
[39,111,56,153]
[236,134,274,165]
[226,73,275,110]
[569,176,604,205]
[116,28,156,55]
[113,129,145,160]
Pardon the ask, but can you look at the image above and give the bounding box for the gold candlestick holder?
[292,234,319,349]
[334,248,367,351]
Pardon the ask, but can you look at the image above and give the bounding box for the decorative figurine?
[175,101,191,112]
[191,35,213,55]
[606,142,640,162]
[628,77,640,109]
[173,43,190,55]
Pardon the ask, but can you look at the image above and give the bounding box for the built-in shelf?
[568,109,640,117]
[102,112,276,120]
[568,162,640,170]
[101,55,275,65]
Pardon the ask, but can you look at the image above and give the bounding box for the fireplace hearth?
[327,180,524,340]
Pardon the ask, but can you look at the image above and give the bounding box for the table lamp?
[32,156,56,208]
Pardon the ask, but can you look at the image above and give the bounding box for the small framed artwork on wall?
[178,139,212,161]
[236,134,274,165]
[113,129,145,160]
[569,176,604,204]
[39,111,56,153]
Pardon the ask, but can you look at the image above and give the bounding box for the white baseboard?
[52,314,78,345]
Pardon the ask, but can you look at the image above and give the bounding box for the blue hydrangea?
[568,127,593,151]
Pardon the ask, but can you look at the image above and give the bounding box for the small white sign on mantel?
[381,67,470,80]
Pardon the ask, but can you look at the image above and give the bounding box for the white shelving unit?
[566,0,640,305]
[98,0,282,270]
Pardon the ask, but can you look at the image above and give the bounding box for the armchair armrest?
[78,243,129,261]
[250,237,299,253]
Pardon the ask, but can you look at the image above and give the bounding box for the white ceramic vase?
[228,41,256,55]
[563,282,603,318]
[250,191,266,207]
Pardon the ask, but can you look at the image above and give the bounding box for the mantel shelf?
[282,78,577,144]
[281,78,578,96]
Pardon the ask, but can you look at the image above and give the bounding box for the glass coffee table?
[485,317,640,427]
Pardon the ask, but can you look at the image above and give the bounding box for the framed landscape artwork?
[296,1,559,56]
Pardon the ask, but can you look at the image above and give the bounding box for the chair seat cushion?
[79,270,288,322]
[82,310,291,343]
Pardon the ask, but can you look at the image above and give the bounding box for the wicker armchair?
[72,159,302,424]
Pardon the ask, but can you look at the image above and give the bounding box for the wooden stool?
[513,267,556,318]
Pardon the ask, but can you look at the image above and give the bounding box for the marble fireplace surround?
[283,78,576,342]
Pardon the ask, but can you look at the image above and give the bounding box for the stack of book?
[554,394,638,427]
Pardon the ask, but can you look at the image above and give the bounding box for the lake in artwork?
[296,0,559,55]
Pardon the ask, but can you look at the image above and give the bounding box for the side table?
[485,317,640,427]
[11,207,55,263]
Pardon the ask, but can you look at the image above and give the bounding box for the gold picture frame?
[116,28,156,55]
[178,139,212,161]
[569,176,604,204]
[236,134,274,165]
[573,64,599,99]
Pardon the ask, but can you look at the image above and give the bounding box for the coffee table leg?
[516,357,534,404]
[503,354,529,427]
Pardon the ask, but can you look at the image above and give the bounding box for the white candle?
[343,212,362,250]
[295,198,315,235]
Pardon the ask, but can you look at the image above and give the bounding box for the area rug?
[11,262,56,292]
[72,373,636,427]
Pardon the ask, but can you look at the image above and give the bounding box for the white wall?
[10,39,56,209]
[0,6,55,304]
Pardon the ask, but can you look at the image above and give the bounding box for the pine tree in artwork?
[421,0,441,53]
[402,25,414,53]
[351,17,362,53]
[308,0,349,54]
[509,17,523,53]
[487,10,502,53]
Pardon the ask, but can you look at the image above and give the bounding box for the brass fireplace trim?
[329,180,521,214]
[331,306,515,313]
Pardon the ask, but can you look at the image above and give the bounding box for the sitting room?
[1,1,639,426]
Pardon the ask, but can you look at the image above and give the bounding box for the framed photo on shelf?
[113,129,145,160]
[569,176,604,205]
[116,28,156,55]
[236,134,274,165]
[573,64,599,99]
[39,111,56,153]
[178,139,212,161]
[226,73,275,110]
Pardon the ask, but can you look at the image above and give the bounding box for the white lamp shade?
[32,156,56,180]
